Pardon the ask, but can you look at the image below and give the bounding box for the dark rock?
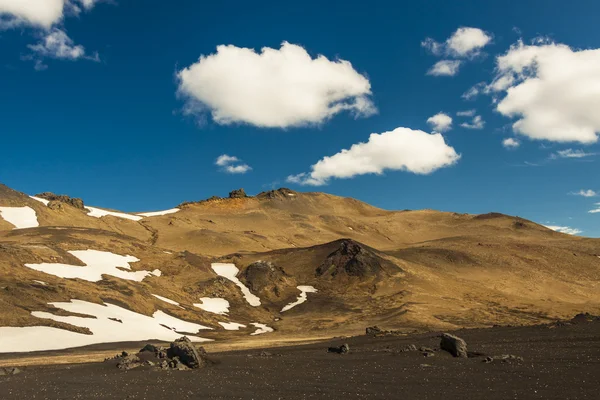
[423,352,435,357]
[570,313,600,324]
[328,344,350,354]
[35,192,84,209]
[366,326,383,336]
[167,336,208,369]
[483,357,494,363]
[229,189,247,199]
[256,188,297,200]
[117,355,142,370]
[242,260,291,295]
[140,344,159,353]
[317,239,392,278]
[440,333,468,358]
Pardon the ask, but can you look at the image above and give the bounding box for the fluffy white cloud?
[177,42,376,128]
[460,115,485,130]
[286,127,460,186]
[215,154,252,174]
[427,60,462,77]
[0,0,64,29]
[570,189,597,197]
[544,225,582,235]
[457,109,476,117]
[28,28,85,59]
[503,138,520,149]
[422,27,492,58]
[552,149,596,159]
[427,113,453,132]
[589,204,600,214]
[462,82,486,100]
[490,41,600,143]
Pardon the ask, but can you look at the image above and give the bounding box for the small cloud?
[427,60,462,77]
[457,109,476,117]
[215,154,252,174]
[503,138,520,149]
[460,115,485,129]
[570,189,597,198]
[422,27,493,59]
[589,203,600,214]
[552,149,596,159]
[427,112,453,133]
[462,82,486,100]
[544,225,583,235]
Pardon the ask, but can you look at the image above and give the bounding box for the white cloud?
[462,82,486,100]
[176,42,376,128]
[215,154,252,174]
[427,112,453,132]
[286,127,460,186]
[0,0,64,29]
[489,41,600,143]
[460,115,485,130]
[544,225,583,235]
[503,138,520,149]
[427,60,462,77]
[589,203,600,214]
[457,109,476,117]
[552,149,596,159]
[28,28,86,60]
[422,27,492,58]
[570,189,597,197]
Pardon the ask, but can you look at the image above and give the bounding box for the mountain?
[1,183,599,353]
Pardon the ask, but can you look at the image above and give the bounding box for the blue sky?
[0,0,599,237]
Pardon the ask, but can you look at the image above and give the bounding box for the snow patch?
[219,322,246,331]
[0,206,39,229]
[250,323,274,336]
[0,300,211,353]
[32,280,48,286]
[194,298,230,315]
[281,286,318,312]
[152,294,185,309]
[137,208,180,218]
[211,263,261,306]
[24,250,159,282]
[29,196,49,206]
[85,206,143,221]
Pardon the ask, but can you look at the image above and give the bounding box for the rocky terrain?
[0,182,599,354]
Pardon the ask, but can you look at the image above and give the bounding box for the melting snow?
[194,298,230,315]
[32,280,48,286]
[24,250,159,282]
[250,323,274,336]
[152,294,185,309]
[0,206,39,229]
[219,322,246,331]
[211,263,261,307]
[281,286,318,312]
[0,300,212,353]
[29,196,49,206]
[86,206,143,221]
[137,208,180,217]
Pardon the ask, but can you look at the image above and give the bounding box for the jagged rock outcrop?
[316,239,388,278]
[257,188,297,200]
[167,336,208,369]
[229,189,247,199]
[242,260,290,296]
[35,192,85,209]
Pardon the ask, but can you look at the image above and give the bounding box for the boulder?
[328,344,350,354]
[440,333,468,358]
[117,354,142,370]
[366,326,383,336]
[167,336,208,369]
[35,192,84,209]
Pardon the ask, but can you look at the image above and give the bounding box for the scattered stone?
[440,333,468,358]
[483,357,494,363]
[423,352,435,357]
[401,344,418,352]
[419,346,434,353]
[328,344,350,354]
[117,355,142,370]
[497,354,524,363]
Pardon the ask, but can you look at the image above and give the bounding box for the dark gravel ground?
[0,321,599,400]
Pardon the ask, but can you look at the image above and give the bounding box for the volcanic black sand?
[1,321,599,400]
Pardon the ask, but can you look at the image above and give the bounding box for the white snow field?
[29,196,49,205]
[152,294,185,309]
[281,285,318,312]
[194,298,230,315]
[250,323,274,336]
[0,300,212,353]
[0,206,39,229]
[211,263,261,306]
[24,250,160,282]
[218,322,247,331]
[85,206,143,221]
[137,208,180,217]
